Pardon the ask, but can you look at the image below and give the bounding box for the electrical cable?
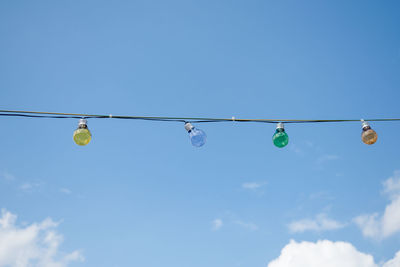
[0,109,400,124]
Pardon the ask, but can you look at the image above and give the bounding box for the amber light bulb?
[361,120,377,145]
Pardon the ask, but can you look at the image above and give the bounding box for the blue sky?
[0,1,400,266]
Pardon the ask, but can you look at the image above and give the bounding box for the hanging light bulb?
[73,119,92,146]
[272,122,289,148]
[184,122,206,147]
[361,120,377,145]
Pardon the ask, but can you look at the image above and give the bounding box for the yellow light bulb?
[361,120,377,145]
[73,119,92,146]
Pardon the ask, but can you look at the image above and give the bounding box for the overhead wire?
[0,109,400,124]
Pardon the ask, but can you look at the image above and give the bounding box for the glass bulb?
[73,119,92,146]
[185,123,206,147]
[361,120,377,145]
[361,127,377,145]
[189,128,207,147]
[272,123,289,148]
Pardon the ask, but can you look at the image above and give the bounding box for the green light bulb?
[272,122,289,148]
[73,119,92,146]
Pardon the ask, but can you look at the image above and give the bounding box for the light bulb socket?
[78,119,88,129]
[361,120,371,130]
[184,122,194,132]
[276,122,284,130]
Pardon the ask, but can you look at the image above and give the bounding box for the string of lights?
[0,109,398,147]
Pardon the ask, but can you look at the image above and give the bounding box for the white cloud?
[353,213,380,238]
[60,188,72,195]
[354,171,400,239]
[234,221,258,231]
[212,219,223,231]
[316,154,339,164]
[19,182,42,192]
[242,182,266,190]
[289,144,303,155]
[383,251,400,267]
[381,196,400,237]
[288,213,346,233]
[383,171,400,200]
[0,209,84,267]
[213,212,259,231]
[267,240,400,267]
[1,171,15,181]
[305,141,314,147]
[309,191,334,201]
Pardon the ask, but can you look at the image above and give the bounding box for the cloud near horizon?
[268,240,400,267]
[354,171,400,239]
[0,209,84,267]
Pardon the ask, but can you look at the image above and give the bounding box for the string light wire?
[1,110,400,124]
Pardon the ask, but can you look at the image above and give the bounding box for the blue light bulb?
[185,123,207,147]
